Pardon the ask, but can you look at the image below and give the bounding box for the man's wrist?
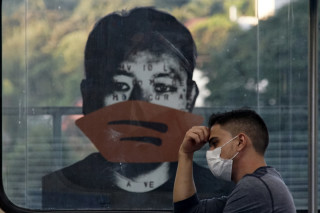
[178,149,194,160]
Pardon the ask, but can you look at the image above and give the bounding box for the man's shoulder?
[239,166,276,182]
[234,166,287,197]
[230,167,296,212]
[225,167,275,212]
[245,166,286,188]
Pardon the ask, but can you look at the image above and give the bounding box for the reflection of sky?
[232,0,291,30]
[193,69,210,107]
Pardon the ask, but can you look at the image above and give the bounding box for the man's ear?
[237,133,248,152]
[186,80,199,112]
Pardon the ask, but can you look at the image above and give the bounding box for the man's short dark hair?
[81,7,197,114]
[208,109,269,155]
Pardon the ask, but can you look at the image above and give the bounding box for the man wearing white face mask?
[173,109,296,213]
[206,135,239,182]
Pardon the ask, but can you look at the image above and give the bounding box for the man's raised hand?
[179,126,209,155]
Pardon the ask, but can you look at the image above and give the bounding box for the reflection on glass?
[2,0,311,211]
[41,7,233,210]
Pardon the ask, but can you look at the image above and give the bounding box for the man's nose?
[128,84,148,101]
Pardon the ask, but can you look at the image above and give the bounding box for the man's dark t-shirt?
[174,166,296,213]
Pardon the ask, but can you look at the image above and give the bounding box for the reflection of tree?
[205,0,309,108]
[3,0,256,108]
[3,0,311,209]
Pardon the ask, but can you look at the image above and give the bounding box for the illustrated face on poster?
[104,51,190,110]
[76,50,202,163]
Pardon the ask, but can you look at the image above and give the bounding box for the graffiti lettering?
[112,94,127,101]
[143,64,153,71]
[144,181,154,188]
[120,64,132,71]
[149,79,154,85]
[148,95,169,101]
[124,181,155,188]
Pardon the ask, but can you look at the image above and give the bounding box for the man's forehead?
[210,124,232,137]
[210,124,223,132]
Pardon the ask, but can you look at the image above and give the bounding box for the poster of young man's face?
[76,49,202,168]
[75,15,203,192]
[42,8,230,209]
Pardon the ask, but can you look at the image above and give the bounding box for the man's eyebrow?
[208,137,219,146]
[208,137,218,143]
[114,70,135,77]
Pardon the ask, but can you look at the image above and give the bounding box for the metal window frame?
[0,0,319,212]
[308,0,318,212]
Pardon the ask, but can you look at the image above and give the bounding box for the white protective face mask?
[206,135,239,182]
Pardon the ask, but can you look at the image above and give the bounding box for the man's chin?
[112,162,163,178]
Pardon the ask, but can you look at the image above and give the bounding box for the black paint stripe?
[120,137,162,146]
[108,120,168,133]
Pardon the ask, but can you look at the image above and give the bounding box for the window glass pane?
[257,1,309,210]
[318,0,320,210]
[2,0,310,211]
